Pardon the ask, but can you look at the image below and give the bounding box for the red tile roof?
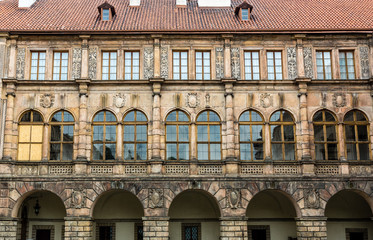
[0,0,372,33]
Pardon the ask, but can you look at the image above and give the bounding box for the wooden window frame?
[339,50,356,80]
[30,51,46,80]
[196,111,222,161]
[92,111,117,161]
[173,50,189,80]
[165,110,191,161]
[124,50,140,80]
[195,50,211,80]
[123,110,148,161]
[313,110,338,161]
[266,50,283,80]
[49,111,74,161]
[244,50,260,80]
[316,50,333,80]
[52,51,69,80]
[239,110,265,161]
[101,51,117,80]
[101,8,112,21]
[182,223,201,240]
[241,8,249,20]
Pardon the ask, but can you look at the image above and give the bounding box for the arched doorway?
[16,190,66,240]
[168,190,220,240]
[92,190,144,240]
[325,190,373,240]
[246,190,298,240]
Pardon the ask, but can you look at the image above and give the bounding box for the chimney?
[176,0,187,6]
[129,0,140,6]
[198,0,230,7]
[18,0,36,8]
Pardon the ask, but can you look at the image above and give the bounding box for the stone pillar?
[0,218,17,240]
[338,123,346,161]
[223,36,232,78]
[64,217,93,240]
[80,35,90,79]
[295,35,306,78]
[264,122,271,161]
[296,79,311,161]
[150,79,163,174]
[7,37,17,79]
[153,36,161,78]
[76,79,90,162]
[142,216,169,240]
[220,217,248,240]
[296,217,327,240]
[2,80,16,161]
[42,123,49,161]
[190,122,197,161]
[116,123,123,160]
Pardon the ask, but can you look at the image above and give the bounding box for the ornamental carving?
[16,48,25,80]
[227,189,241,209]
[304,189,320,209]
[72,48,82,79]
[215,47,224,79]
[205,93,211,107]
[359,46,370,79]
[160,47,168,79]
[187,93,199,108]
[287,47,297,80]
[148,189,163,208]
[332,93,346,107]
[303,47,313,79]
[40,94,55,108]
[113,93,126,108]
[144,47,154,79]
[88,47,97,80]
[231,47,241,79]
[70,189,87,209]
[260,93,273,108]
[16,166,38,175]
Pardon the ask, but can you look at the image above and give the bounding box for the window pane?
[178,111,189,121]
[252,125,263,141]
[179,143,189,160]
[272,144,282,160]
[92,143,103,160]
[239,111,250,122]
[198,144,208,160]
[50,144,60,160]
[136,143,147,160]
[136,125,147,141]
[240,143,251,160]
[105,126,116,141]
[314,125,324,141]
[346,144,357,160]
[94,112,105,122]
[197,112,208,122]
[93,126,104,141]
[179,125,189,141]
[345,125,355,141]
[124,125,135,141]
[271,125,282,141]
[210,125,220,142]
[166,125,177,141]
[253,143,263,160]
[62,143,73,160]
[315,144,325,160]
[210,144,221,160]
[166,111,177,121]
[105,144,116,160]
[240,125,250,142]
[209,112,220,121]
[63,125,74,141]
[136,112,147,121]
[197,125,208,141]
[124,144,135,160]
[359,144,369,160]
[327,143,338,160]
[167,144,177,160]
[51,125,61,141]
[326,125,336,141]
[124,111,135,121]
[357,125,368,141]
[284,144,295,160]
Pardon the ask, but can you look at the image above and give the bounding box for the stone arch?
[17,108,45,123]
[343,108,371,122]
[269,108,298,123]
[163,107,192,122]
[89,108,119,123]
[122,107,150,122]
[195,108,223,122]
[47,108,77,123]
[310,108,339,122]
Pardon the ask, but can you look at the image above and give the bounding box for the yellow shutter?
[18,143,30,161]
[31,125,43,142]
[30,144,42,161]
[19,125,31,142]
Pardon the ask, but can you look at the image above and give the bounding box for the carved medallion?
[71,189,86,209]
[304,189,320,209]
[149,189,163,208]
[332,93,346,107]
[40,94,55,108]
[227,189,241,209]
[113,93,126,108]
[187,93,199,108]
[260,93,272,108]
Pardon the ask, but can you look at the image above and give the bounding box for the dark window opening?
[135,224,143,240]
[252,229,266,240]
[99,226,113,240]
[182,224,200,240]
[350,232,364,240]
[36,229,51,240]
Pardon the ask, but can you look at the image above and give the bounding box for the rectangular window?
[266,51,282,80]
[244,51,260,80]
[53,51,69,80]
[102,51,117,80]
[124,51,140,80]
[30,51,46,80]
[173,50,188,80]
[248,225,270,240]
[135,223,143,240]
[102,9,110,21]
[195,51,211,80]
[241,8,249,20]
[182,224,200,240]
[316,50,332,79]
[98,226,114,240]
[339,51,355,79]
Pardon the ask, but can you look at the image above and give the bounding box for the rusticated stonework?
[88,47,97,80]
[359,46,370,79]
[144,47,154,79]
[72,48,82,79]
[303,47,313,79]
[160,47,168,79]
[16,47,25,80]
[231,47,240,79]
[287,47,297,79]
[215,47,224,79]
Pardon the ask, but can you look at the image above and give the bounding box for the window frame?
[241,8,249,20]
[266,50,283,80]
[182,223,201,240]
[96,222,115,240]
[52,51,69,81]
[134,223,143,240]
[173,50,189,80]
[124,50,140,80]
[244,50,260,80]
[92,111,117,161]
[123,110,148,161]
[30,51,46,80]
[102,8,111,21]
[101,51,117,80]
[316,50,333,80]
[195,50,211,80]
[339,50,356,80]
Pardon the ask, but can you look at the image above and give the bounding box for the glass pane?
[197,125,208,141]
[167,144,177,160]
[270,111,281,122]
[209,112,220,121]
[21,112,31,122]
[239,111,250,122]
[94,112,105,122]
[324,112,335,122]
[136,143,147,160]
[346,144,357,160]
[63,125,74,141]
[315,144,325,160]
[326,125,336,141]
[92,143,103,160]
[197,144,208,160]
[166,125,177,141]
[64,112,74,122]
[344,111,354,121]
[314,125,324,141]
[272,144,282,160]
[359,144,369,160]
[210,125,220,142]
[124,144,135,160]
[345,125,356,141]
[251,112,262,122]
[284,144,295,160]
[252,125,263,142]
[50,125,61,141]
[32,112,43,122]
[50,144,60,160]
[240,143,251,160]
[62,143,73,160]
[271,125,282,141]
[355,111,366,121]
[136,125,147,141]
[51,112,62,122]
[136,111,147,121]
[313,112,323,122]
[179,143,189,160]
[124,111,135,121]
[197,112,207,122]
[283,111,293,121]
[357,125,368,141]
[240,125,250,142]
[124,125,135,141]
[179,125,189,141]
[105,144,116,160]
[210,144,221,160]
[327,143,338,160]
[167,111,177,121]
[178,111,189,121]
[105,126,116,141]
[105,112,116,122]
[253,143,263,160]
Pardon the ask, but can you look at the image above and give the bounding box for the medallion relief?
[332,93,346,107]
[40,94,55,108]
[259,93,273,108]
[113,93,126,108]
[187,93,199,108]
[227,189,241,209]
[148,189,163,208]
[304,189,320,209]
[70,189,87,209]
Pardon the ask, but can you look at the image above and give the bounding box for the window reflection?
[92,111,116,160]
[196,110,221,160]
[123,110,147,160]
[166,110,190,160]
[270,110,295,160]
[313,110,338,160]
[239,110,264,160]
[50,111,74,161]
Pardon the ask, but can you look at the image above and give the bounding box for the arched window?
[92,110,117,160]
[123,110,148,160]
[270,110,296,160]
[313,110,338,160]
[50,111,74,161]
[166,110,190,160]
[239,110,264,161]
[344,110,370,160]
[18,110,43,161]
[196,110,221,161]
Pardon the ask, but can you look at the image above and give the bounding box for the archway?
[92,190,144,240]
[325,190,373,240]
[246,190,298,240]
[16,190,66,240]
[168,190,221,240]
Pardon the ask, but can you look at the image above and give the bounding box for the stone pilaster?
[42,123,49,161]
[64,217,93,240]
[2,80,16,161]
[7,37,17,79]
[296,217,327,240]
[295,35,306,78]
[223,35,232,78]
[296,78,311,162]
[150,79,163,173]
[153,36,161,78]
[142,216,169,240]
[0,218,17,240]
[220,217,247,240]
[80,35,90,79]
[76,79,90,162]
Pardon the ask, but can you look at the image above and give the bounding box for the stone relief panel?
[215,47,224,79]
[332,93,346,107]
[16,47,25,80]
[359,46,370,79]
[304,189,320,209]
[287,47,297,79]
[40,94,55,108]
[70,189,87,209]
[259,93,272,108]
[113,93,126,108]
[226,189,241,209]
[72,48,82,79]
[231,47,241,79]
[161,46,168,79]
[88,47,97,80]
[148,189,163,208]
[187,93,199,108]
[303,47,313,79]
[144,47,154,79]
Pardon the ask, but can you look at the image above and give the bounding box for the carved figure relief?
[359,46,370,79]
[187,93,199,108]
[16,166,38,175]
[215,47,224,79]
[144,47,154,79]
[304,189,320,209]
[287,47,297,80]
[71,189,86,209]
[88,48,97,80]
[16,48,25,80]
[332,93,346,107]
[113,93,126,108]
[149,189,163,208]
[40,94,55,108]
[260,93,273,108]
[72,48,82,79]
[231,47,241,79]
[227,189,241,209]
[303,47,313,79]
[205,93,211,107]
[161,47,168,79]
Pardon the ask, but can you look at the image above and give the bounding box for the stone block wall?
[0,219,17,240]
[143,217,169,240]
[64,218,93,240]
[296,218,327,240]
[220,219,248,240]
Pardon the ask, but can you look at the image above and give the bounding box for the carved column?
[223,36,232,78]
[64,217,93,240]
[142,216,169,240]
[76,79,90,162]
[220,217,247,240]
[2,80,16,161]
[296,217,327,240]
[80,35,90,79]
[150,79,163,174]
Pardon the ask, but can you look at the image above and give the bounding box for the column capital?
[142,216,170,221]
[64,216,93,221]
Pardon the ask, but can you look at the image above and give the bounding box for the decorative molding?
[144,47,154,79]
[70,189,87,209]
[16,47,25,80]
[360,46,370,79]
[332,93,346,107]
[148,189,163,208]
[215,47,224,79]
[187,93,199,108]
[88,47,97,80]
[287,47,297,79]
[303,47,313,79]
[304,189,320,209]
[260,93,272,108]
[113,93,126,108]
[227,189,241,209]
[160,47,168,79]
[205,93,210,107]
[40,94,55,108]
[72,48,82,79]
[231,47,240,79]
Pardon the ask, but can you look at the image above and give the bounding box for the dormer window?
[102,9,110,21]
[241,8,249,20]
[98,2,115,21]
[235,1,253,21]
